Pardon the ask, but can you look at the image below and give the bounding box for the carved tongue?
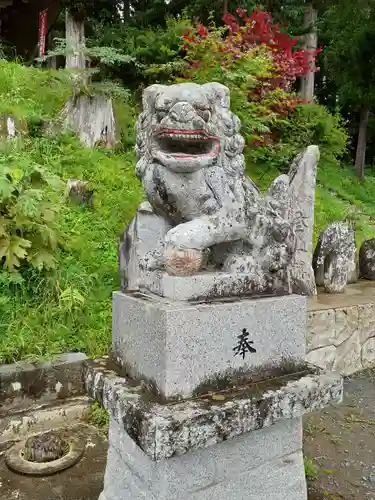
[153,150,217,172]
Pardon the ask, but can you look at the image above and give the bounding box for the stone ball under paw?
[165,248,203,276]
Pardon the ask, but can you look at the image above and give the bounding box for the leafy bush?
[171,7,348,173]
[40,39,133,101]
[113,99,138,150]
[0,132,142,363]
[90,16,192,88]
[0,140,62,276]
[174,8,317,144]
[248,103,349,172]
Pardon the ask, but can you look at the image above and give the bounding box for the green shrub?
[169,14,348,176]
[0,140,63,276]
[304,457,318,480]
[91,16,192,88]
[87,401,110,435]
[247,103,349,173]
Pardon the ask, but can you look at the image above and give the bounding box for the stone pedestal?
[98,82,330,500]
[100,418,307,500]
[113,291,306,399]
[92,291,343,500]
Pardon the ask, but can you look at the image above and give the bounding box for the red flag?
[39,9,48,57]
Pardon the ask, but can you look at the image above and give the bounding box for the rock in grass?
[66,179,94,207]
[0,116,16,139]
[359,238,375,280]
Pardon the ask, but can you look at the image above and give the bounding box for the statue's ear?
[202,82,230,109]
[142,84,167,112]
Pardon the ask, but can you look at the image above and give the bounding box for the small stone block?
[0,352,88,413]
[112,291,307,399]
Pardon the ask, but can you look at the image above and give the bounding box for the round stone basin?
[5,431,85,476]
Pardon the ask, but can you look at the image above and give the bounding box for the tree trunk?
[61,94,117,149]
[65,9,85,69]
[300,4,317,102]
[355,105,369,180]
[47,31,57,69]
[123,1,130,22]
[223,0,228,15]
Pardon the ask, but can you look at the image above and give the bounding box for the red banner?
[39,9,48,57]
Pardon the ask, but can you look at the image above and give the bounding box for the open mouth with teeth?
[156,130,220,159]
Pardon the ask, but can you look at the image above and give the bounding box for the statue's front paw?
[165,246,203,276]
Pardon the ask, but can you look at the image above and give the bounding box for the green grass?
[86,401,110,435]
[304,456,318,480]
[0,135,142,363]
[0,60,72,124]
[3,139,373,363]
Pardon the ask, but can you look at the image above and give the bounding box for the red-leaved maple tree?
[180,7,321,144]
[224,8,320,91]
[183,7,320,91]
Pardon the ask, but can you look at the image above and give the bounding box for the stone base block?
[113,291,306,399]
[142,270,291,301]
[100,417,307,500]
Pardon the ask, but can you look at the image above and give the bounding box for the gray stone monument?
[313,222,358,293]
[95,82,342,500]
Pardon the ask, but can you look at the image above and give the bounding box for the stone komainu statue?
[119,82,320,298]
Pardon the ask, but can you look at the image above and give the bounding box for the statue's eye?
[157,110,167,120]
[197,109,211,122]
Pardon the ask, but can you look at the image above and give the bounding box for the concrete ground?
[0,425,107,500]
[1,370,375,500]
[305,369,375,500]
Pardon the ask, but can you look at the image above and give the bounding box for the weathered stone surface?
[306,345,336,371]
[104,417,303,498]
[358,303,375,341]
[335,306,359,346]
[84,360,343,462]
[332,330,362,374]
[359,238,375,280]
[100,449,307,500]
[119,82,320,299]
[306,309,336,350]
[288,147,319,296]
[306,302,375,375]
[141,270,291,301]
[118,202,170,291]
[0,116,17,139]
[100,416,307,500]
[0,352,88,415]
[361,337,375,369]
[313,222,357,293]
[112,291,306,399]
